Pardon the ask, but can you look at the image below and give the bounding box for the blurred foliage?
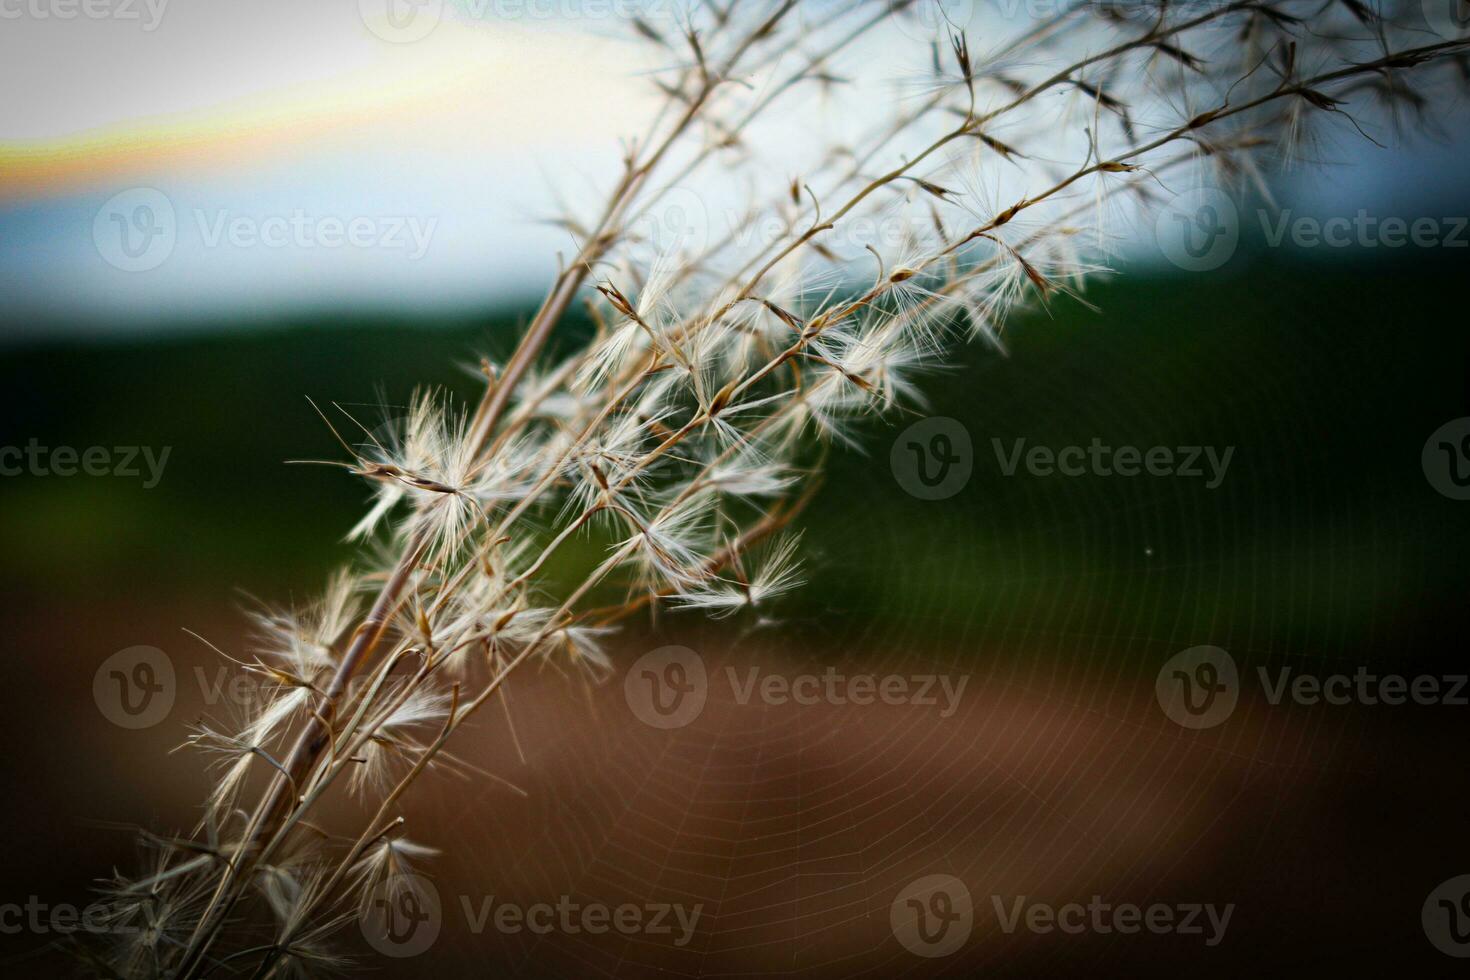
[1,249,1466,669]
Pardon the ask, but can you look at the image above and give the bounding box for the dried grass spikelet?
[95,3,1470,976]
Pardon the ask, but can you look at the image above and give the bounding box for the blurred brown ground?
[1,593,1465,978]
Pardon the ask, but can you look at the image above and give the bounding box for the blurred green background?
[3,246,1466,677]
[3,243,1469,980]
